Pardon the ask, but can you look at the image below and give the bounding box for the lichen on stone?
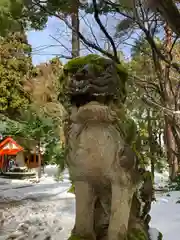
[68,184,75,194]
[158,232,163,240]
[61,54,127,80]
[68,235,81,240]
[68,233,95,240]
[128,228,148,240]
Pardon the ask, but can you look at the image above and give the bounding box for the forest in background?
[0,0,180,182]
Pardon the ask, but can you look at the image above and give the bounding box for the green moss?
[64,54,108,73]
[68,236,81,240]
[158,232,163,240]
[68,233,95,240]
[68,184,75,194]
[58,54,128,105]
[142,171,153,181]
[114,106,137,144]
[128,228,147,240]
[131,140,146,169]
[60,54,128,83]
[128,228,163,240]
[124,118,137,144]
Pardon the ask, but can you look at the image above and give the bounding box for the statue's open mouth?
[70,93,99,108]
[70,88,115,108]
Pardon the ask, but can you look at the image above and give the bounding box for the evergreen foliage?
[0,31,33,117]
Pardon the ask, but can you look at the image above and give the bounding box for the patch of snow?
[0,165,75,239]
[146,166,169,190]
[0,169,71,202]
[150,191,180,240]
[158,198,169,203]
[149,228,160,240]
[45,164,57,169]
[154,171,169,190]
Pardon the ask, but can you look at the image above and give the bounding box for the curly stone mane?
[60,54,127,108]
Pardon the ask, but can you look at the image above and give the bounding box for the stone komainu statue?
[59,55,160,240]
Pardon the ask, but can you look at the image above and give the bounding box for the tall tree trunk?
[36,141,41,182]
[163,23,178,180]
[164,117,178,180]
[71,0,80,58]
[147,109,155,181]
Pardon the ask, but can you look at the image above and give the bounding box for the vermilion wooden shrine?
[0,137,24,170]
[0,137,43,173]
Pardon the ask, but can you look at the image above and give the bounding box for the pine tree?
[0,0,23,36]
[0,31,33,118]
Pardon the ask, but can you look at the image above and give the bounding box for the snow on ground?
[150,191,180,240]
[154,171,169,189]
[0,166,75,239]
[0,165,180,239]
[0,168,72,202]
[146,166,169,190]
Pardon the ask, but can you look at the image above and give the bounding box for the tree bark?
[71,0,80,58]
[163,23,179,180]
[147,109,155,181]
[164,117,178,180]
[36,141,41,182]
[147,0,180,36]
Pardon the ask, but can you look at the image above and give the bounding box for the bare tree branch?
[80,13,100,48]
[105,0,180,73]
[31,53,72,59]
[142,96,180,116]
[146,0,180,36]
[32,0,120,63]
[49,34,72,55]
[169,36,179,54]
[133,0,180,74]
[92,0,119,63]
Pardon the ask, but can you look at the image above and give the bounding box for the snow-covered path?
[0,165,180,239]
[0,166,75,239]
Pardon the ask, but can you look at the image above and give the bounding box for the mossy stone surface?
[68,184,75,194]
[68,229,163,240]
[59,54,128,86]
[63,54,127,78]
[128,228,148,240]
[158,232,163,240]
[68,236,81,240]
[59,54,128,105]
[68,234,95,240]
